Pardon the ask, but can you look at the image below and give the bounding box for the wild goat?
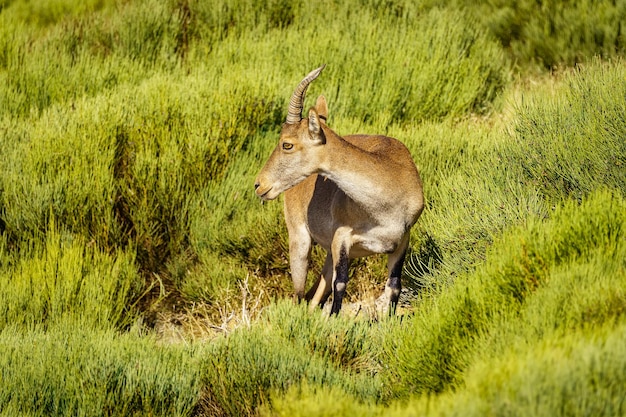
[255,65,424,315]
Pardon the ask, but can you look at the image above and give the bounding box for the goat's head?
[255,65,328,201]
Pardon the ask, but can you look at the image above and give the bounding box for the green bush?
[386,190,625,396]
[0,0,117,28]
[0,322,202,416]
[480,0,626,68]
[309,7,507,124]
[0,69,282,272]
[403,57,626,286]
[268,321,626,417]
[199,302,383,417]
[507,58,626,201]
[0,224,142,331]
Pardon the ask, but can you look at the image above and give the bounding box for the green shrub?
[0,223,142,330]
[264,383,381,417]
[0,69,282,272]
[0,322,202,416]
[506,58,626,201]
[199,303,384,417]
[0,0,117,28]
[354,0,626,69]
[0,0,191,118]
[263,301,382,373]
[400,57,626,288]
[459,322,626,417]
[385,190,625,396]
[372,113,550,289]
[210,7,508,124]
[480,0,626,68]
[269,320,626,417]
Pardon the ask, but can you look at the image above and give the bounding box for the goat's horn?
[285,64,326,124]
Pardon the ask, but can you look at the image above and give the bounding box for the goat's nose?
[254,183,260,190]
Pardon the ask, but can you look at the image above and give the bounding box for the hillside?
[0,0,625,415]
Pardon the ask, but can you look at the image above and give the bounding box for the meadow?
[0,0,625,415]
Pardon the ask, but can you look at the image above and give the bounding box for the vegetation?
[0,0,624,415]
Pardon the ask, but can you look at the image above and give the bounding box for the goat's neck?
[318,132,393,209]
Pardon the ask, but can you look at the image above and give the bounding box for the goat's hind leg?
[384,234,410,316]
[330,245,350,316]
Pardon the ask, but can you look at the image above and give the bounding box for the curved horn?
[285,64,326,124]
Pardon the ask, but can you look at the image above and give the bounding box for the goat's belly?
[309,229,333,251]
[354,221,408,253]
[350,235,400,257]
[310,225,405,258]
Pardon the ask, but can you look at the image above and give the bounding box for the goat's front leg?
[330,228,352,315]
[288,226,312,302]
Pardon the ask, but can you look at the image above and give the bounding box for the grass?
[266,189,626,416]
[0,321,202,416]
[0,221,142,330]
[0,0,625,415]
[268,320,626,417]
[387,190,626,395]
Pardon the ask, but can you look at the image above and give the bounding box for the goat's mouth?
[255,184,276,201]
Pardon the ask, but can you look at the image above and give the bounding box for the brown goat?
[255,65,424,315]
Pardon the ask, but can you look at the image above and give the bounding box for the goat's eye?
[282,142,294,151]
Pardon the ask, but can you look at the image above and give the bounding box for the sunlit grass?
[0,0,625,415]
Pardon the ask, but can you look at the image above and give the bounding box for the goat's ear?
[308,108,326,145]
[314,95,328,125]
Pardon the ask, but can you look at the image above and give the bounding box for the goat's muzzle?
[254,182,275,201]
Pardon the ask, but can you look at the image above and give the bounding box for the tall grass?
[386,190,626,395]
[478,0,626,68]
[0,224,141,330]
[0,0,625,415]
[198,302,384,416]
[508,59,626,201]
[265,189,626,416]
[268,321,626,417]
[0,322,202,416]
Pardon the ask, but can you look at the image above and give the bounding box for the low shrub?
[199,302,384,417]
[385,190,625,396]
[0,322,202,416]
[480,0,626,68]
[0,223,142,331]
[507,58,626,201]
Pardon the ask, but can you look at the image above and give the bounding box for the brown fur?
[255,70,423,314]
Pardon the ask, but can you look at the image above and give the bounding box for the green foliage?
[398,119,547,283]
[285,7,508,124]
[0,224,142,331]
[404,57,626,286]
[349,0,626,69]
[479,0,626,68]
[263,301,381,373]
[264,384,382,417]
[448,322,626,417]
[198,302,383,417]
[386,190,626,396]
[508,59,626,201]
[0,0,117,28]
[268,321,626,417]
[0,0,625,415]
[0,322,202,416]
[0,70,282,274]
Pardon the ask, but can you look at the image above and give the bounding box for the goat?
[254,65,424,315]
